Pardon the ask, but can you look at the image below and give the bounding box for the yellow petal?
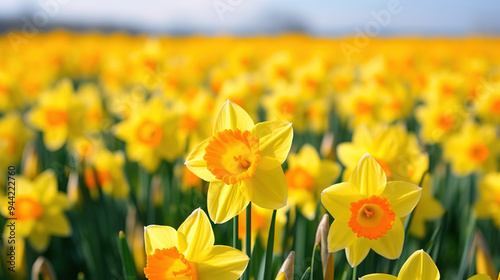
[40,213,71,236]
[316,161,341,192]
[360,274,397,280]
[382,181,422,217]
[276,272,287,280]
[345,238,371,267]
[275,251,294,280]
[349,154,386,196]
[251,121,293,169]
[195,245,249,280]
[143,225,177,256]
[185,137,216,182]
[33,170,57,204]
[336,143,365,169]
[327,219,356,252]
[43,128,67,151]
[213,100,255,134]
[398,249,439,280]
[208,181,250,224]
[321,182,363,221]
[369,218,404,259]
[468,275,493,280]
[177,208,215,260]
[239,166,287,209]
[28,232,50,252]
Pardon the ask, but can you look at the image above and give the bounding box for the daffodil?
[113,97,181,172]
[144,208,249,280]
[0,170,71,252]
[337,125,427,184]
[360,249,439,280]
[77,83,109,132]
[415,101,467,144]
[92,148,130,198]
[361,249,494,280]
[475,172,500,228]
[443,121,499,176]
[185,101,293,223]
[321,154,421,267]
[0,112,33,168]
[409,175,444,238]
[474,83,500,125]
[26,79,85,151]
[285,144,340,219]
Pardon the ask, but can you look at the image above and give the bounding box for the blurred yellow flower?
[443,121,499,176]
[144,208,248,280]
[474,83,500,125]
[113,97,181,172]
[185,101,293,223]
[92,148,130,198]
[337,125,427,184]
[0,170,71,252]
[321,154,421,267]
[0,113,33,167]
[415,101,467,144]
[475,172,500,228]
[409,175,444,238]
[27,79,85,151]
[285,144,340,219]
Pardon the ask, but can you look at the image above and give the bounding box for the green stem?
[243,203,252,280]
[264,210,277,280]
[352,265,357,280]
[233,215,239,250]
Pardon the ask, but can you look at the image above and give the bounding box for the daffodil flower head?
[185,100,293,223]
[144,208,249,280]
[321,154,421,267]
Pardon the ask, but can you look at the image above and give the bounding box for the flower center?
[144,247,198,280]
[204,129,260,185]
[490,99,500,115]
[348,195,395,240]
[136,120,163,147]
[96,169,112,186]
[468,143,489,163]
[355,100,372,115]
[46,109,68,127]
[0,133,16,155]
[179,114,198,132]
[279,99,295,115]
[285,167,314,191]
[374,158,392,178]
[441,84,454,96]
[437,114,454,132]
[14,197,43,221]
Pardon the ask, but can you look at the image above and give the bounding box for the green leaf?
[118,231,137,280]
[264,209,277,280]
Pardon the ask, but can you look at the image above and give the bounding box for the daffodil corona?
[185,101,293,223]
[321,154,421,267]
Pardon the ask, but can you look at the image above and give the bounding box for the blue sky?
[1,0,499,35]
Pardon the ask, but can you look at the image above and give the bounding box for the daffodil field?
[1,32,500,280]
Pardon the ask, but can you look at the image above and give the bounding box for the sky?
[0,0,500,35]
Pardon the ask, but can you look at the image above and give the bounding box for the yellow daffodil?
[113,97,181,172]
[362,249,494,280]
[409,175,444,238]
[443,121,499,176]
[263,84,306,132]
[338,84,380,128]
[91,148,130,198]
[474,83,500,125]
[360,249,439,280]
[0,170,71,252]
[144,208,249,280]
[475,172,500,228]
[415,101,467,144]
[0,112,33,168]
[27,79,85,151]
[285,144,340,219]
[321,154,421,267]
[77,83,109,132]
[337,125,427,184]
[185,101,293,223]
